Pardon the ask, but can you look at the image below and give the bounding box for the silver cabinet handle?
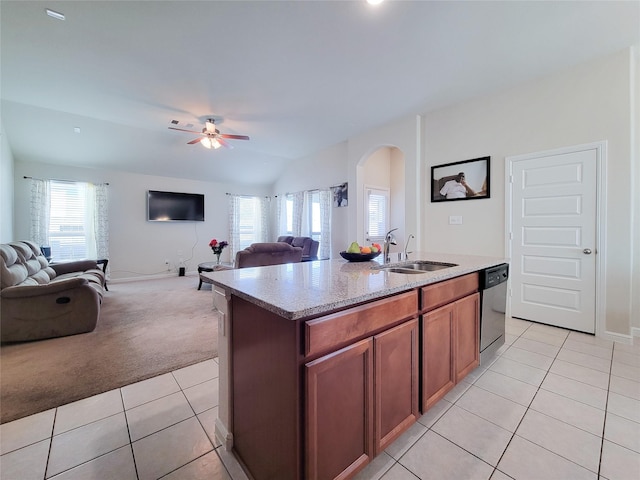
[583,248,592,255]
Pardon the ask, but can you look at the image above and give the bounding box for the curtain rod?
[225,192,270,199]
[275,187,331,197]
[23,176,110,185]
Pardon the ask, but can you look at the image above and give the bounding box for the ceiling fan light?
[200,137,212,149]
[211,138,222,149]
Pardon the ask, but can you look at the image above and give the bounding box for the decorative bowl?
[340,251,381,262]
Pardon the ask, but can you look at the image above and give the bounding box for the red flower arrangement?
[209,239,228,255]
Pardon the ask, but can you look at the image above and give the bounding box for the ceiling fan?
[168,118,250,149]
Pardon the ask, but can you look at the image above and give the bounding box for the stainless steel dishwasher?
[480,263,509,364]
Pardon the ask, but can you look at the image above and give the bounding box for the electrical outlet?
[449,215,463,225]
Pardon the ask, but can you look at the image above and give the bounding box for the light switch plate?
[449,215,463,225]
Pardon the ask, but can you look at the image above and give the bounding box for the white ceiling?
[2,0,638,186]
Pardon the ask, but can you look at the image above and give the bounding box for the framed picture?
[431,156,490,202]
[331,183,348,207]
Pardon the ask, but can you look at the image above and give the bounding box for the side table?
[97,258,109,291]
[198,261,233,290]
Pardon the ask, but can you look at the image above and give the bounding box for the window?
[228,194,270,257]
[49,181,90,260]
[276,189,331,259]
[365,187,389,244]
[282,191,321,242]
[237,196,268,250]
[30,179,109,262]
[307,191,321,243]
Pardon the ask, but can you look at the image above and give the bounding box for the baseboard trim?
[632,327,640,344]
[109,271,196,284]
[602,329,633,345]
[215,417,234,451]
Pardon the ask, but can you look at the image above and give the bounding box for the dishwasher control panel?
[482,264,509,289]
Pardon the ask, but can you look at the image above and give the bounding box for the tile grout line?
[120,387,141,480]
[43,408,57,480]
[596,344,614,479]
[486,322,589,477]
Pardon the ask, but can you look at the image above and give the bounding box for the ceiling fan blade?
[169,127,203,134]
[219,134,250,140]
[218,137,234,149]
[187,138,202,145]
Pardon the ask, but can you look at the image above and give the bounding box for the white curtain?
[318,189,332,259]
[258,196,270,242]
[275,194,288,239]
[228,194,241,261]
[228,194,270,262]
[291,191,304,236]
[30,179,50,247]
[93,183,110,261]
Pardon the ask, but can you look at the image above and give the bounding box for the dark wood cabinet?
[305,302,419,480]
[421,273,480,412]
[455,293,480,382]
[230,272,480,480]
[305,339,374,480]
[374,319,419,453]
[422,304,456,410]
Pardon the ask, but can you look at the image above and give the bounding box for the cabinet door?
[422,304,455,411]
[305,338,374,480]
[455,293,480,382]
[374,319,419,453]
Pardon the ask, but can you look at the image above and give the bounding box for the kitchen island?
[204,252,506,480]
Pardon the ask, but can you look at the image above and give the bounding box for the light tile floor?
[2,317,639,480]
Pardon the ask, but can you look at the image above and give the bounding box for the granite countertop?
[204,251,507,320]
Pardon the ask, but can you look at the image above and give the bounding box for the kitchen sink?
[400,261,458,271]
[375,261,458,274]
[380,267,426,274]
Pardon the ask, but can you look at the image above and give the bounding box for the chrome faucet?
[404,234,415,260]
[383,228,398,263]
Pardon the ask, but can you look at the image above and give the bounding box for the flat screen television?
[147,190,205,222]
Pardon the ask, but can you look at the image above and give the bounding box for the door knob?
[583,248,592,255]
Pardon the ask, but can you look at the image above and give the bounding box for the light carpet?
[1,274,218,424]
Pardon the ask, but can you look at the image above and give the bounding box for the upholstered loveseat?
[0,241,106,342]
[235,242,303,268]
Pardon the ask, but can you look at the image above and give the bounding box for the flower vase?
[215,253,221,265]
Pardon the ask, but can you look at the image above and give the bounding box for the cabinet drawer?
[305,291,418,357]
[420,273,479,312]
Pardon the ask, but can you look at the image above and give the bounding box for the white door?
[508,146,599,333]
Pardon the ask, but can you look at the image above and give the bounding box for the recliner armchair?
[276,236,319,261]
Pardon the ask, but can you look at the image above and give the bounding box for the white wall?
[0,120,15,243]
[348,115,421,254]
[633,51,640,338]
[13,161,269,280]
[272,142,349,257]
[423,48,637,337]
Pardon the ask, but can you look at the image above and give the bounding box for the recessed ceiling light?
[73,127,81,134]
[45,9,66,21]
[366,0,384,5]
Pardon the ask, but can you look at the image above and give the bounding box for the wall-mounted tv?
[147,190,205,222]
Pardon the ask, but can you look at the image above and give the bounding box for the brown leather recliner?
[235,242,303,269]
[0,241,106,342]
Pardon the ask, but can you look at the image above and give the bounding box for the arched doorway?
[359,146,407,256]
